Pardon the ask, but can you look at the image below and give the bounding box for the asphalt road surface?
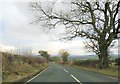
[26,64,118,84]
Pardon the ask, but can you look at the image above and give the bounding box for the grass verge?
[1,52,49,83]
[3,63,48,83]
[65,64,118,78]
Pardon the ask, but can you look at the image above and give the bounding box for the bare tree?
[30,0,120,69]
[59,50,69,64]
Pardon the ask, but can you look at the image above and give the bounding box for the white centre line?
[71,74,82,84]
[25,67,48,84]
[55,65,62,69]
[63,69,68,73]
[55,65,82,84]
[59,66,62,69]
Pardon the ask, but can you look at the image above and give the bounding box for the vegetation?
[31,0,120,69]
[73,65,118,77]
[59,50,69,64]
[72,59,99,67]
[38,50,50,61]
[2,52,48,82]
[50,56,60,63]
[70,59,118,77]
[114,58,120,66]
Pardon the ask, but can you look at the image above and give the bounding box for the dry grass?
[1,52,48,82]
[68,59,119,77]
[73,65,118,77]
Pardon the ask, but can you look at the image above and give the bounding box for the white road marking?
[55,65,61,68]
[25,67,48,84]
[54,65,82,84]
[59,67,62,69]
[63,69,68,73]
[71,74,82,84]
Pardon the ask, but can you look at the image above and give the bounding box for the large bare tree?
[30,0,120,69]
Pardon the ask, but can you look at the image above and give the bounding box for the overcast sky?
[0,1,118,56]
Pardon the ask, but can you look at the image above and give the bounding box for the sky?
[0,0,119,56]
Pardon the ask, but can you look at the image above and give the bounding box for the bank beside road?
[2,52,48,83]
[63,64,118,78]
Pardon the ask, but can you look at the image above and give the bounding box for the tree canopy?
[31,0,120,68]
[38,50,50,61]
[59,50,69,63]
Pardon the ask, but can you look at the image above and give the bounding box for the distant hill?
[68,54,119,60]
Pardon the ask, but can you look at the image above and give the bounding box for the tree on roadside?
[38,50,50,61]
[59,50,69,64]
[50,56,60,62]
[30,0,120,69]
[115,58,120,66]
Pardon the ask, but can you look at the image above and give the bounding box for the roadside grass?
[2,52,48,82]
[61,60,120,78]
[72,65,118,77]
[63,59,119,78]
[3,63,48,82]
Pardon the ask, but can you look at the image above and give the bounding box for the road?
[26,64,118,84]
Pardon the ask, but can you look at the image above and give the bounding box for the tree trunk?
[99,47,109,69]
[99,50,109,69]
[99,55,104,69]
[103,51,109,68]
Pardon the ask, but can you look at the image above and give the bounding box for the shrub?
[115,58,120,66]
[2,52,48,82]
[72,59,99,67]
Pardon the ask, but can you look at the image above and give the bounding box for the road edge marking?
[71,74,82,84]
[25,67,48,84]
[63,69,68,73]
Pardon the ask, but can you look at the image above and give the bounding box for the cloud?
[0,44,16,52]
[31,39,86,55]
[1,2,118,56]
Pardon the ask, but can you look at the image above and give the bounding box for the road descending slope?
[26,64,118,84]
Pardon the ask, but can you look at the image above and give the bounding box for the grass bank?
[1,52,48,82]
[69,65,118,77]
[61,60,118,78]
